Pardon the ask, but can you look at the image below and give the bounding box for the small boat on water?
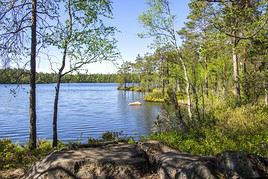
[128,101,142,106]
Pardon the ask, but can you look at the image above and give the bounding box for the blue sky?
[38,0,190,74]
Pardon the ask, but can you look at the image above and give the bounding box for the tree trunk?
[162,78,165,96]
[192,66,200,121]
[265,80,268,106]
[124,79,126,88]
[232,37,241,100]
[132,73,134,87]
[205,78,209,97]
[177,54,192,120]
[167,88,185,130]
[52,0,73,147]
[166,60,170,85]
[146,77,150,93]
[29,0,37,150]
[138,74,141,87]
[201,83,205,121]
[175,78,178,91]
[205,56,209,97]
[242,48,250,100]
[52,76,61,147]
[223,62,228,97]
[242,48,247,74]
[161,57,165,96]
[52,46,68,147]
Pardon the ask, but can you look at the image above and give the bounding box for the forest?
[0,68,128,84]
[0,0,268,177]
[117,0,268,157]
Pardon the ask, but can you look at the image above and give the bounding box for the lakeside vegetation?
[0,139,64,171]
[148,99,268,157]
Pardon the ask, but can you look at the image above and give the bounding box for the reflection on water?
[0,83,161,143]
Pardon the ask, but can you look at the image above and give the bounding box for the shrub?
[148,128,268,157]
[148,97,268,157]
[88,131,135,144]
[101,131,123,141]
[0,139,65,170]
[0,139,24,169]
[144,89,164,102]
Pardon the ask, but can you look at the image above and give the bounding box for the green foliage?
[0,139,65,170]
[149,128,268,157]
[101,131,121,141]
[148,100,268,157]
[88,131,135,144]
[144,89,164,102]
[0,139,24,169]
[34,140,65,156]
[127,137,135,144]
[88,137,100,145]
[138,0,177,44]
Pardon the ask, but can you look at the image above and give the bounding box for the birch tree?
[139,0,193,121]
[45,0,118,147]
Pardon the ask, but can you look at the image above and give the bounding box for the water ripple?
[0,83,161,144]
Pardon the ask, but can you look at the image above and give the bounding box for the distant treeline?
[0,68,138,84]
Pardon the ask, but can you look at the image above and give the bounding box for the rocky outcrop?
[23,141,268,179]
[217,151,268,178]
[137,141,221,179]
[24,144,153,179]
[138,141,268,179]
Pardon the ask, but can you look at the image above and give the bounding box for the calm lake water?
[0,83,161,144]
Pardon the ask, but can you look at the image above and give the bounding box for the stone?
[0,168,25,179]
[128,101,142,106]
[23,144,151,179]
[137,141,220,179]
[217,151,268,178]
[22,141,268,179]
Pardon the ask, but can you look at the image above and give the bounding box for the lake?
[0,83,161,144]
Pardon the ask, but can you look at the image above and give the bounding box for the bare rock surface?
[23,141,268,179]
[0,168,25,179]
[24,144,152,179]
[137,141,221,179]
[138,141,268,179]
[217,151,268,178]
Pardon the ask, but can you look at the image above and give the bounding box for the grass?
[144,89,164,102]
[147,97,268,157]
[117,86,147,92]
[148,129,268,157]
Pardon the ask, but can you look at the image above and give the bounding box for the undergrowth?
[0,140,65,170]
[148,96,268,157]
